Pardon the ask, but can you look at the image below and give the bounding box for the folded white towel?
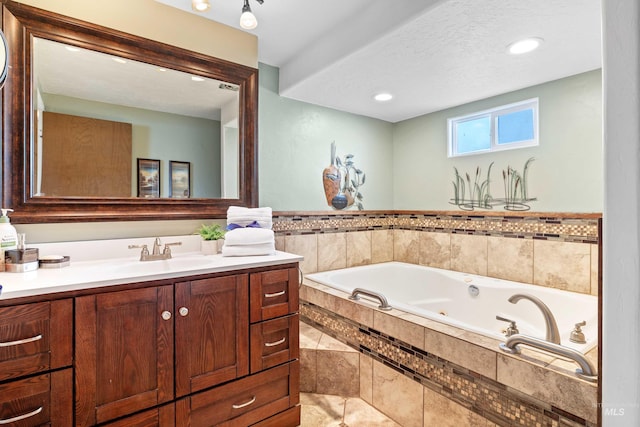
[227,206,272,218]
[226,206,273,229]
[221,242,276,257]
[224,228,274,246]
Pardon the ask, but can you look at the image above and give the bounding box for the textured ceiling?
[51,0,601,122]
[159,0,602,123]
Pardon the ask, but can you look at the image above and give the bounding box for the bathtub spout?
[500,334,597,383]
[508,293,561,344]
[349,288,392,311]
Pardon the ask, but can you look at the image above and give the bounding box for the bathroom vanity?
[0,238,302,426]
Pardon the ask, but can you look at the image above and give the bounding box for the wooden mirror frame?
[1,1,258,223]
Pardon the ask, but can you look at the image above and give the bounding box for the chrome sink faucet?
[129,237,182,261]
[507,293,560,344]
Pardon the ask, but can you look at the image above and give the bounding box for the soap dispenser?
[0,208,18,272]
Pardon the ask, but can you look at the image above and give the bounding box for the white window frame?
[447,98,539,157]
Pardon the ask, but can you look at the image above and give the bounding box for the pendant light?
[240,0,264,30]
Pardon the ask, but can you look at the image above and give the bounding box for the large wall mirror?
[2,1,258,223]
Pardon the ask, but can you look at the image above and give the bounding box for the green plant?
[195,223,225,240]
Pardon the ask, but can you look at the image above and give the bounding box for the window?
[448,98,538,157]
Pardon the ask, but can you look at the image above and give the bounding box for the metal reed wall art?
[450,158,536,211]
[322,141,366,210]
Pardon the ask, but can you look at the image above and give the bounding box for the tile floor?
[300,392,400,426]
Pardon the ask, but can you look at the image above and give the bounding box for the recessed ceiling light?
[374,93,393,102]
[192,0,210,12]
[112,57,127,64]
[191,76,205,82]
[507,37,543,55]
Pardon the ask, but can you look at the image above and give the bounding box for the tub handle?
[496,315,519,337]
[349,288,392,311]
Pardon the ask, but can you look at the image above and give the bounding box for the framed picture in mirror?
[170,161,191,198]
[137,158,160,198]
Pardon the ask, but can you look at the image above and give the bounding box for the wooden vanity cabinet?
[0,299,73,426]
[174,275,249,397]
[74,263,299,427]
[75,285,175,426]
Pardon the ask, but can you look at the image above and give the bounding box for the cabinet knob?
[179,307,189,317]
[161,310,172,321]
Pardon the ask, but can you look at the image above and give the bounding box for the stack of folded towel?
[222,206,276,256]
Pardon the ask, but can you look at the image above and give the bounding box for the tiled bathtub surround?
[273,211,601,295]
[299,286,599,426]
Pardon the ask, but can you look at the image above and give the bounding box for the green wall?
[258,63,394,211]
[259,66,602,212]
[392,70,603,212]
[42,94,222,198]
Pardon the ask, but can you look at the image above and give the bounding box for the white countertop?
[0,235,303,301]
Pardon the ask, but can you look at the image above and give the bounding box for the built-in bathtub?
[305,261,598,353]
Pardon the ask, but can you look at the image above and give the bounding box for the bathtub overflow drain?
[468,285,480,297]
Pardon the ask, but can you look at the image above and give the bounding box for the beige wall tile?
[419,231,451,269]
[286,233,318,274]
[372,360,424,427]
[533,240,591,293]
[451,234,488,275]
[317,333,356,352]
[372,230,394,263]
[274,234,285,252]
[300,322,323,350]
[347,230,372,267]
[424,329,497,380]
[393,229,420,264]
[316,350,360,396]
[360,354,373,404]
[373,311,425,350]
[318,232,347,272]
[497,354,598,424]
[300,348,317,393]
[590,244,599,296]
[423,386,489,426]
[487,236,533,283]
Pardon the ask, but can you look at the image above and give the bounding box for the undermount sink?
[76,253,218,276]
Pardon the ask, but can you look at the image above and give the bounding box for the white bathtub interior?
[305,262,598,353]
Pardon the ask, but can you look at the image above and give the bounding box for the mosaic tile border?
[300,301,595,427]
[273,212,600,244]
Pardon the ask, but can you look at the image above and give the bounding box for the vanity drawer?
[177,361,299,427]
[249,268,299,323]
[0,369,73,426]
[250,314,299,373]
[0,299,72,382]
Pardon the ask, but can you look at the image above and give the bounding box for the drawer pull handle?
[0,406,43,424]
[264,337,286,347]
[232,396,256,409]
[264,290,285,298]
[0,334,43,348]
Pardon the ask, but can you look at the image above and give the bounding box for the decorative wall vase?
[322,141,367,210]
[322,141,341,206]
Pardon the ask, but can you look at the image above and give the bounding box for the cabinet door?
[249,268,299,323]
[0,299,72,382]
[175,274,249,397]
[75,286,174,426]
